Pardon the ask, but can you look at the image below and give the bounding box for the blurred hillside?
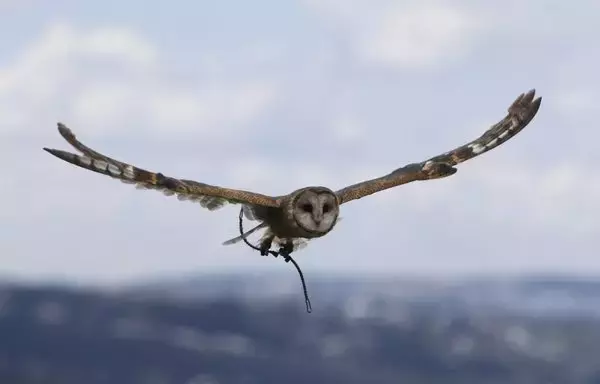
[1,274,600,383]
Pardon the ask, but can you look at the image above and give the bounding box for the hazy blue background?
[1,0,598,285]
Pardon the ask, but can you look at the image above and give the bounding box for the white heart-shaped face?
[293,188,339,235]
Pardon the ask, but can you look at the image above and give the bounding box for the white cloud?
[0,0,35,10]
[329,114,365,143]
[357,4,481,69]
[552,89,598,117]
[441,161,600,238]
[303,0,484,69]
[0,23,277,138]
[477,0,599,42]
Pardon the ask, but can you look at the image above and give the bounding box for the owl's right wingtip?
[56,122,73,137]
[525,88,542,103]
[509,88,542,115]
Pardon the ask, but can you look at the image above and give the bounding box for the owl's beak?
[313,215,323,225]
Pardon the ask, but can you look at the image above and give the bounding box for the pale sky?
[1,0,599,285]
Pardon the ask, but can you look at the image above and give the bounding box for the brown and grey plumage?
[43,89,542,256]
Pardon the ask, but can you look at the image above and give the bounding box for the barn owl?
[44,89,541,257]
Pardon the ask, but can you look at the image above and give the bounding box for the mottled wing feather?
[422,90,542,167]
[43,123,281,209]
[335,89,542,205]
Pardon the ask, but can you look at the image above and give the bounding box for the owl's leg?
[259,236,274,256]
[277,242,295,258]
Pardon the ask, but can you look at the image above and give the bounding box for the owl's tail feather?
[222,222,267,245]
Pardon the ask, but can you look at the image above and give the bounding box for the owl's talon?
[278,242,294,260]
[259,238,273,257]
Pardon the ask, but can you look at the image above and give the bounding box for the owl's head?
[291,187,340,235]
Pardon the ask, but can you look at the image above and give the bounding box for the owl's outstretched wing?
[43,123,281,210]
[335,89,542,205]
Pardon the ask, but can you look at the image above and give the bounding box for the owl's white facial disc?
[292,188,339,235]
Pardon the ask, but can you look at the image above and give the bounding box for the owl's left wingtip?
[43,147,56,156]
[43,147,75,164]
[43,147,62,158]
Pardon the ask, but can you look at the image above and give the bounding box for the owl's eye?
[301,203,313,213]
[323,204,331,213]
